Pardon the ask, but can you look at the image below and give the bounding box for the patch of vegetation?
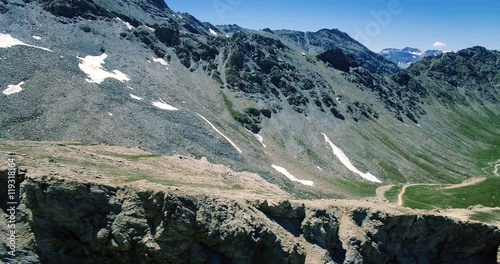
[109,153,160,161]
[221,92,242,120]
[230,184,244,190]
[154,25,180,47]
[469,209,500,224]
[234,108,263,134]
[384,185,402,203]
[296,138,322,163]
[378,161,405,182]
[451,107,500,171]
[370,129,453,183]
[403,178,500,210]
[123,173,156,183]
[333,179,379,198]
[211,70,223,84]
[65,142,101,146]
[220,92,263,133]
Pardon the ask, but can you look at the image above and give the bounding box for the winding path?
[397,184,427,206]
[396,178,486,206]
[375,184,394,201]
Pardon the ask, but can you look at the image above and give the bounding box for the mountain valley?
[0,0,499,262]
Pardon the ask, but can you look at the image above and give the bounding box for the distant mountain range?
[380,47,443,68]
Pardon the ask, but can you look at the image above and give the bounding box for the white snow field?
[245,129,266,148]
[116,17,134,30]
[254,133,266,148]
[209,28,218,36]
[77,54,130,84]
[152,57,168,65]
[271,165,314,186]
[130,94,142,100]
[0,33,51,51]
[321,133,382,183]
[152,57,169,70]
[196,113,243,154]
[151,100,178,111]
[2,81,25,95]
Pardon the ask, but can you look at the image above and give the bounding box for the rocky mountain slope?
[380,47,443,68]
[1,1,500,263]
[0,0,499,200]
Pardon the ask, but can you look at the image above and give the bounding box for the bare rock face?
[2,176,498,264]
[20,178,306,263]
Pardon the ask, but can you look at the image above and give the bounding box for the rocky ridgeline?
[1,172,499,263]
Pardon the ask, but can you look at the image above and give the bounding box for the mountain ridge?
[0,0,499,195]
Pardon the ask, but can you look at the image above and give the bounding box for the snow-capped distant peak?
[380,46,442,69]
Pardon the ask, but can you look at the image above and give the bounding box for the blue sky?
[167,0,500,52]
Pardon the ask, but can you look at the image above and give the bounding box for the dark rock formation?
[317,48,360,73]
[2,177,498,263]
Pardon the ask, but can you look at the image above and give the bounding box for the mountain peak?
[401,47,421,53]
[380,46,442,68]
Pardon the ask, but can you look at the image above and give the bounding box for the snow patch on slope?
[321,132,382,183]
[152,57,169,70]
[77,53,130,84]
[209,28,218,36]
[116,17,134,30]
[0,33,51,51]
[271,165,314,186]
[245,129,266,148]
[142,25,155,32]
[254,134,266,148]
[130,94,142,100]
[2,81,25,95]
[196,113,242,154]
[151,99,178,111]
[152,57,168,66]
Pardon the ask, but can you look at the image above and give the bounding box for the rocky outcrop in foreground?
[1,174,499,263]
